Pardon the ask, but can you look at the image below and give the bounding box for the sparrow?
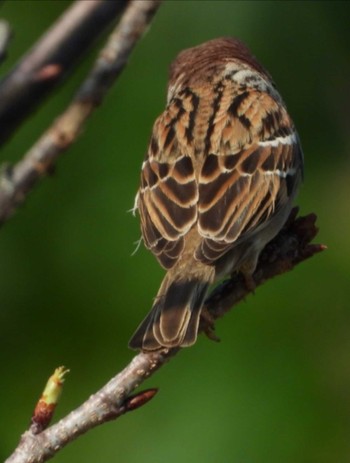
[129,37,303,351]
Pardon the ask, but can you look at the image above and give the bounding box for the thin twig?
[5,210,325,463]
[0,0,128,146]
[0,0,162,225]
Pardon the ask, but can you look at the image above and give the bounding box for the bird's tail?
[129,269,214,351]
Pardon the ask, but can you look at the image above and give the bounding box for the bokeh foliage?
[1,1,349,462]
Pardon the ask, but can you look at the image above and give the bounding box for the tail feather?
[129,271,213,351]
[180,283,208,346]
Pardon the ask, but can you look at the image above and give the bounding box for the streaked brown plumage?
[129,37,303,351]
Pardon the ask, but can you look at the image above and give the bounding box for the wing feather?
[197,141,302,263]
[137,92,199,269]
[196,88,303,264]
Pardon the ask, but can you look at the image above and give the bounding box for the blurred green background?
[1,1,349,462]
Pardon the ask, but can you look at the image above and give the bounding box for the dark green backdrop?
[1,2,349,462]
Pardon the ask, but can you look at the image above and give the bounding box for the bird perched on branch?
[129,37,303,351]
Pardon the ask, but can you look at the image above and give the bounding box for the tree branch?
[5,210,325,463]
[0,0,162,225]
[0,0,128,146]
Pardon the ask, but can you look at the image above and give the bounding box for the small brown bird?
[129,37,303,351]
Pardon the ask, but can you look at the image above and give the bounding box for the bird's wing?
[196,90,303,264]
[137,91,200,269]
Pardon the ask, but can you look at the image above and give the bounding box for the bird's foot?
[242,272,256,293]
[200,308,221,343]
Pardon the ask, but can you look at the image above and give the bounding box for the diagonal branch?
[5,210,324,463]
[0,0,128,146]
[0,0,162,225]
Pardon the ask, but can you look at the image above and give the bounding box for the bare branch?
[0,0,162,225]
[0,0,128,146]
[5,210,325,463]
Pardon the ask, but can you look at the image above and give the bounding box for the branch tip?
[31,366,70,434]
